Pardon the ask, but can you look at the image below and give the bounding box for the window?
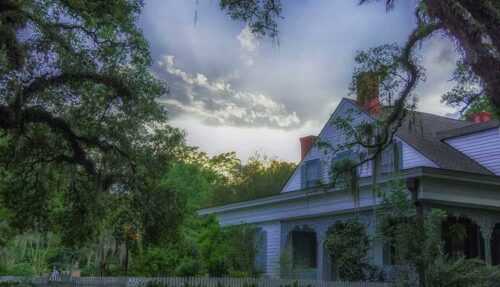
[301,159,321,188]
[333,150,362,164]
[330,150,359,188]
[291,231,317,268]
[442,216,485,260]
[379,142,403,174]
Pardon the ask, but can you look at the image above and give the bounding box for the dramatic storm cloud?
[140,0,459,161]
[158,55,300,128]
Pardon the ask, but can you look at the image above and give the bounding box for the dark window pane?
[292,231,317,268]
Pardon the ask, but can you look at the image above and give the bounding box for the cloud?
[158,55,301,128]
[140,1,460,162]
[237,25,259,52]
[414,37,458,116]
[171,115,319,162]
[237,25,260,66]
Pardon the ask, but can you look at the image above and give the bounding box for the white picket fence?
[0,276,49,285]
[0,276,392,287]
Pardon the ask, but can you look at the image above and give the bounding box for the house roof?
[437,120,500,140]
[396,111,493,175]
[344,98,493,175]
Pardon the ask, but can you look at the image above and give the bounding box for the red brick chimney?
[470,111,492,123]
[300,136,316,160]
[356,72,381,115]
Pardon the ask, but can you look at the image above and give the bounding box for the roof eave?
[198,167,500,216]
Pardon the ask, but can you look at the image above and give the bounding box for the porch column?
[317,227,327,281]
[478,218,495,265]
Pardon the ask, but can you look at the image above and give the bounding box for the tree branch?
[22,72,131,100]
[426,0,500,111]
[1,104,130,177]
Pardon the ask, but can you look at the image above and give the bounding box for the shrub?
[324,219,372,281]
[424,257,500,287]
[3,263,34,276]
[130,247,180,276]
[175,258,201,277]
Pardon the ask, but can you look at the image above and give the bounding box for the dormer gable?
[281,98,437,193]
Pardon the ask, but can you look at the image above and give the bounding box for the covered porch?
[279,211,379,281]
[435,205,500,265]
[279,205,500,281]
[199,167,500,280]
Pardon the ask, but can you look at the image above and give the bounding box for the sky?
[139,0,459,163]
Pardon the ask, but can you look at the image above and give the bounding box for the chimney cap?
[356,72,381,115]
[469,111,492,123]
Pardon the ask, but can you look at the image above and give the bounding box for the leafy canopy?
[0,0,188,245]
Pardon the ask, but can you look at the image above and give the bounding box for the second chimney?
[300,136,317,160]
[356,72,381,115]
[470,111,492,123]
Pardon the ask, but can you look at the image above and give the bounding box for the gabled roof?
[280,98,359,192]
[396,112,493,175]
[437,120,500,140]
[343,98,493,175]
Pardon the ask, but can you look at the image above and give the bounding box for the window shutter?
[371,149,381,177]
[255,229,267,273]
[301,163,306,189]
[380,146,393,174]
[315,159,322,185]
[383,242,392,266]
[393,142,403,171]
[302,159,322,188]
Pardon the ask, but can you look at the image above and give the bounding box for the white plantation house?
[199,88,500,281]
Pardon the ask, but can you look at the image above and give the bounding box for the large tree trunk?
[425,0,500,111]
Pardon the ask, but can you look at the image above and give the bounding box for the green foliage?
[441,61,499,119]
[0,0,294,271]
[351,44,406,105]
[130,246,184,276]
[424,257,500,287]
[0,0,186,248]
[208,153,295,207]
[377,183,500,286]
[0,282,32,287]
[329,158,360,205]
[175,258,202,277]
[197,217,261,277]
[161,162,214,215]
[219,0,282,38]
[279,245,293,278]
[324,220,372,281]
[0,232,61,276]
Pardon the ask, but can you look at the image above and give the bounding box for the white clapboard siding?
[283,100,372,192]
[400,141,437,169]
[445,128,500,175]
[355,140,437,175]
[259,221,281,278]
